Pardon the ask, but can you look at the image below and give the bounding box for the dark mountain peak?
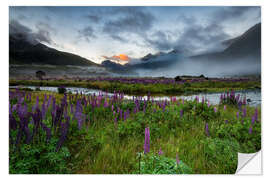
[141,53,156,61]
[223,23,261,55]
[191,22,261,61]
[9,34,99,66]
[168,49,180,54]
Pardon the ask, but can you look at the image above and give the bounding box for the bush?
[135,153,192,174]
[201,138,239,173]
[58,86,67,94]
[9,138,71,174]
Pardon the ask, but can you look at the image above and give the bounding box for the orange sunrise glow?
[113,54,129,61]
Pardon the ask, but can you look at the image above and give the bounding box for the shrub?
[201,138,239,173]
[135,153,192,174]
[9,138,71,174]
[58,86,67,94]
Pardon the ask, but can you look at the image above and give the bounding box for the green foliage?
[201,138,239,173]
[135,153,192,174]
[9,89,261,174]
[9,138,71,174]
[9,78,261,96]
[57,86,67,94]
[117,119,143,140]
[216,120,261,153]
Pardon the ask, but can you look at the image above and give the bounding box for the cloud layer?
[9,6,261,63]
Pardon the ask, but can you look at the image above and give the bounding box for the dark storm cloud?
[174,23,230,55]
[77,7,155,43]
[144,14,230,55]
[144,31,176,51]
[85,14,101,23]
[102,7,155,41]
[9,19,54,45]
[147,7,260,54]
[144,7,260,54]
[78,26,96,42]
[212,6,260,23]
[9,19,32,35]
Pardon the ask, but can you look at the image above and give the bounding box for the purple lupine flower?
[46,95,52,109]
[249,126,252,134]
[56,117,70,152]
[144,127,150,154]
[158,148,163,156]
[242,107,247,118]
[103,100,108,108]
[9,110,17,130]
[195,96,199,103]
[251,115,255,124]
[32,96,39,112]
[176,154,180,164]
[111,104,114,112]
[41,122,51,143]
[180,109,183,118]
[236,111,239,119]
[114,116,117,125]
[205,123,209,136]
[207,101,211,108]
[214,107,217,113]
[120,109,123,120]
[225,120,228,124]
[224,105,226,111]
[75,100,85,130]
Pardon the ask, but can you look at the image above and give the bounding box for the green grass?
[9,90,261,174]
[9,78,261,96]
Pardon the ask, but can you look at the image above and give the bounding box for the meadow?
[9,76,261,96]
[9,88,261,174]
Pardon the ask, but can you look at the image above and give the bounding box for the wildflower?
[120,109,123,120]
[224,105,226,111]
[144,127,150,154]
[75,100,85,130]
[195,96,199,103]
[114,116,117,124]
[251,115,255,124]
[249,126,252,134]
[214,107,217,113]
[242,107,247,118]
[205,123,209,136]
[236,111,239,119]
[180,109,183,118]
[158,148,163,156]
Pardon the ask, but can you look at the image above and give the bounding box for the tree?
[36,70,46,80]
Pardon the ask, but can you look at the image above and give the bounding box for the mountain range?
[9,22,261,75]
[102,23,261,73]
[191,23,261,61]
[9,34,99,66]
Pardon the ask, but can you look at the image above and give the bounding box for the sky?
[9,6,261,64]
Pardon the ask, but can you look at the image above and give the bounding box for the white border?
[2,0,270,180]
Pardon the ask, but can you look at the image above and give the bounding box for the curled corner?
[236,151,262,175]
